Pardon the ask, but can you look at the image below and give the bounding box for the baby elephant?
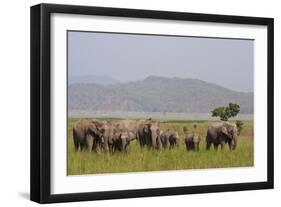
[160,130,170,149]
[169,131,180,149]
[160,130,179,149]
[184,133,201,151]
[184,126,201,152]
[113,130,135,153]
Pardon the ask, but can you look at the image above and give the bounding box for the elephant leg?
[172,141,176,148]
[116,139,122,152]
[156,137,162,150]
[214,144,219,151]
[111,141,116,153]
[139,137,144,147]
[92,141,97,152]
[112,143,116,153]
[220,141,225,150]
[104,139,109,152]
[188,142,192,151]
[192,142,195,151]
[73,139,79,152]
[138,138,141,147]
[192,145,195,151]
[114,139,121,152]
[73,129,79,152]
[80,143,86,151]
[96,142,102,153]
[191,143,195,151]
[206,141,211,150]
[146,136,152,149]
[77,143,81,151]
[167,138,170,149]
[108,143,113,153]
[139,139,143,147]
[111,144,114,153]
[228,141,233,151]
[169,142,173,150]
[124,142,130,153]
[86,135,94,152]
[189,143,193,151]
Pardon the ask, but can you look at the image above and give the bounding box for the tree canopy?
[211,102,240,121]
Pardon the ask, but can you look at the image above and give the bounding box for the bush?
[236,120,244,135]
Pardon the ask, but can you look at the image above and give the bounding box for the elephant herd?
[72,118,239,153]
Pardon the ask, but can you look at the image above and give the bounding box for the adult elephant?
[109,119,145,147]
[137,119,161,149]
[136,121,147,147]
[99,119,142,152]
[206,122,238,151]
[112,119,141,136]
[99,121,116,152]
[72,119,105,152]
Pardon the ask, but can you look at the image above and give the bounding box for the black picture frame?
[30,3,274,204]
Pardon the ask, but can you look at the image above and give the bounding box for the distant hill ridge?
[68,76,253,114]
[69,75,119,86]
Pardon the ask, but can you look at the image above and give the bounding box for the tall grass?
[67,118,254,175]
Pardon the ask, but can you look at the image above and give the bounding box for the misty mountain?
[68,76,253,114]
[69,75,119,86]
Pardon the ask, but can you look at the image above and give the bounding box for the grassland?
[67,118,254,175]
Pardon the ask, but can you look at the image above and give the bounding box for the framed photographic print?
[30,3,274,203]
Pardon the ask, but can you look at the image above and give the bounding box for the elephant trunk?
[231,136,238,150]
[151,130,157,149]
[194,143,199,151]
[156,136,162,150]
[103,137,109,152]
[121,138,127,152]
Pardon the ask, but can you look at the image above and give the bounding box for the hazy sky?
[68,31,254,92]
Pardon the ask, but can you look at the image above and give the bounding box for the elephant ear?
[156,128,161,136]
[91,121,105,134]
[87,124,100,136]
[221,126,228,136]
[193,133,201,142]
[128,132,136,141]
[225,125,236,139]
[113,128,121,139]
[143,124,150,133]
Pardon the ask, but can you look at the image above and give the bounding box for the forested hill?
[68,76,253,114]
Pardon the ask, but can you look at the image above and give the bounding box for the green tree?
[211,102,240,121]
